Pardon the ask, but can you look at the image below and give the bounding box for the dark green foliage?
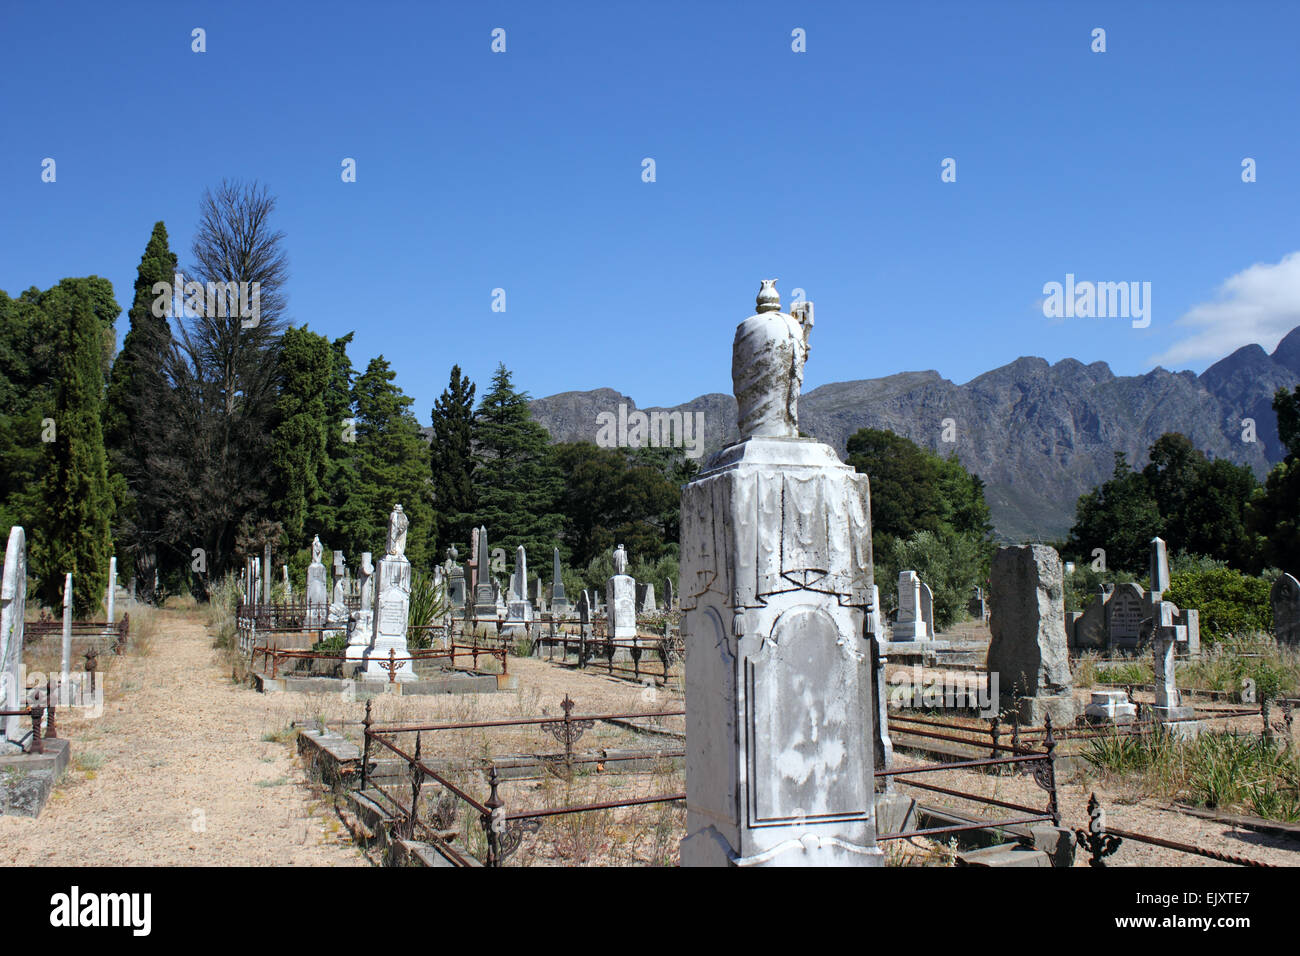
[269,327,332,545]
[346,356,435,568]
[102,222,179,596]
[1165,567,1272,642]
[552,441,683,573]
[1252,387,1300,572]
[32,279,118,615]
[845,427,993,618]
[429,365,477,557]
[1066,452,1161,575]
[471,364,564,561]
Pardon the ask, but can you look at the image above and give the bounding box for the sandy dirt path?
[0,612,365,866]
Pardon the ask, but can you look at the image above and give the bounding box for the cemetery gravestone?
[606,544,637,640]
[446,545,466,609]
[893,571,927,641]
[1272,573,1300,646]
[550,547,568,614]
[306,536,329,628]
[106,556,116,623]
[986,544,1078,725]
[472,527,496,619]
[680,281,878,867]
[362,506,415,681]
[1105,583,1145,650]
[918,581,934,638]
[347,552,375,661]
[1,528,28,752]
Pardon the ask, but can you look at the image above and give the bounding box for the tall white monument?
[606,544,636,639]
[362,506,415,681]
[1,527,28,752]
[680,281,879,867]
[306,535,328,628]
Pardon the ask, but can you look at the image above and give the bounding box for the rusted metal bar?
[504,792,686,821]
[876,752,1047,777]
[877,815,1052,842]
[893,778,1049,817]
[1105,826,1277,867]
[371,707,685,735]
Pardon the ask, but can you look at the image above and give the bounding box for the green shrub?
[1165,567,1271,643]
[888,529,984,630]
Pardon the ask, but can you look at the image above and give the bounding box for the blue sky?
[3,1,1297,421]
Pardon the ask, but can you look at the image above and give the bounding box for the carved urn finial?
[733,279,812,439]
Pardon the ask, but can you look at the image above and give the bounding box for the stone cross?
[1147,537,1191,721]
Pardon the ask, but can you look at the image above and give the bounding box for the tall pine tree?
[34,279,118,615]
[429,365,476,557]
[348,356,435,567]
[472,363,563,563]
[102,222,178,599]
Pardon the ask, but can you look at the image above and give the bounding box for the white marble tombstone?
[306,535,329,628]
[263,543,272,607]
[636,582,657,614]
[1,527,28,752]
[472,527,496,619]
[61,573,73,683]
[550,547,568,613]
[363,506,415,681]
[893,571,927,641]
[680,281,879,867]
[606,543,636,639]
[919,581,935,638]
[282,564,291,600]
[106,556,117,623]
[504,546,534,635]
[347,552,375,661]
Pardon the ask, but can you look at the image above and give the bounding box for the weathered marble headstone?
[665,578,675,610]
[363,505,415,681]
[967,585,986,621]
[530,577,545,613]
[306,535,329,627]
[986,545,1077,725]
[550,547,568,613]
[105,556,117,623]
[282,564,291,600]
[504,547,533,635]
[918,581,934,638]
[636,582,657,614]
[1,527,28,751]
[347,552,375,661]
[61,573,73,683]
[472,527,496,619]
[893,571,927,641]
[577,590,591,626]
[680,281,878,867]
[263,543,272,607]
[606,544,636,640]
[1272,573,1300,646]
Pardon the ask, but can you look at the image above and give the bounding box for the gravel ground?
[0,612,365,866]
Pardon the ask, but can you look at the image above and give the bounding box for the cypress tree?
[269,326,332,546]
[429,365,476,556]
[472,363,563,561]
[103,222,178,598]
[348,356,435,567]
[34,280,118,615]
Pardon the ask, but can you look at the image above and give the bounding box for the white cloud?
[1149,251,1300,367]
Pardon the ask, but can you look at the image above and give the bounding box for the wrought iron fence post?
[45,676,57,739]
[1261,697,1273,743]
[408,732,424,840]
[989,715,1001,760]
[1044,714,1060,827]
[563,695,575,776]
[1011,711,1020,758]
[1074,792,1122,866]
[361,698,373,790]
[484,765,504,868]
[29,703,44,754]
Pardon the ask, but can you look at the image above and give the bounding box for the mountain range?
[525,326,1300,542]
